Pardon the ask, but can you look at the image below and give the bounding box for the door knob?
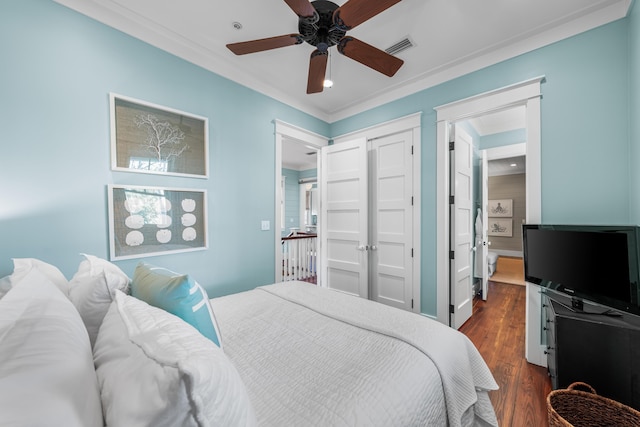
[357,245,368,251]
[370,245,378,251]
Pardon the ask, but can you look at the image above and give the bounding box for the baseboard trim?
[491,249,523,258]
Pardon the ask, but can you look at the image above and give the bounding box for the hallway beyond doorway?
[490,256,524,286]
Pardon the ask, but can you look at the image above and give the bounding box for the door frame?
[332,112,422,313]
[435,77,546,366]
[274,120,329,283]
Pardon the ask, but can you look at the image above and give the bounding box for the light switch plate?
[261,220,270,231]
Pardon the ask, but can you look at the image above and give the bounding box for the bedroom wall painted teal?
[630,1,640,223]
[479,129,526,150]
[331,19,631,316]
[0,0,329,296]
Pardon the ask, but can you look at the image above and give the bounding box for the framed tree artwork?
[110,93,208,178]
[108,185,207,260]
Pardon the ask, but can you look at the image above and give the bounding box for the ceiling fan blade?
[338,37,403,77]
[283,0,316,19]
[334,0,401,30]
[227,34,302,55]
[307,50,328,94]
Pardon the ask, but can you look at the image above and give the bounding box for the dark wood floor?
[459,281,552,427]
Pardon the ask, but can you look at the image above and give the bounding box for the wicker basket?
[547,382,640,427]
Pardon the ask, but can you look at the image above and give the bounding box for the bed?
[211,282,498,427]
[0,257,498,427]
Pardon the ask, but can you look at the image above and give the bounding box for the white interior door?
[370,131,414,310]
[320,138,368,298]
[450,124,474,329]
[481,150,489,300]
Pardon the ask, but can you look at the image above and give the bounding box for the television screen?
[523,225,640,315]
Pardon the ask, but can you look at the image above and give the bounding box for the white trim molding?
[332,113,422,144]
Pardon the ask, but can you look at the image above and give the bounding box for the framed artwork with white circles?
[108,184,207,260]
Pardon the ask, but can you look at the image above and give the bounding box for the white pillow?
[94,291,257,427]
[10,258,69,296]
[0,268,103,427]
[69,253,130,348]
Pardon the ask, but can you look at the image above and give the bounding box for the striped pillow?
[130,262,222,348]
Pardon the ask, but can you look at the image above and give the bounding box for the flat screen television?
[522,224,640,316]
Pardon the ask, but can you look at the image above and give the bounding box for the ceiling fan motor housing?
[298,0,346,52]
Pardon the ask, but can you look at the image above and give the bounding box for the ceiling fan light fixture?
[323,48,333,88]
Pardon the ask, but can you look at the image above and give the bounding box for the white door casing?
[320,138,369,298]
[450,124,474,329]
[370,130,414,311]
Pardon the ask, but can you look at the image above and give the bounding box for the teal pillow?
[131,263,222,348]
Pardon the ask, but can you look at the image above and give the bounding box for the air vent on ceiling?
[385,37,414,56]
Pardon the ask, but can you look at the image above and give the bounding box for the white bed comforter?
[211,282,498,427]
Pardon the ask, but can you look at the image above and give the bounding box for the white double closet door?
[320,130,414,311]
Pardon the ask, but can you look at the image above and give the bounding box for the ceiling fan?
[226,0,404,94]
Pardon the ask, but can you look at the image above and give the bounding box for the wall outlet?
[261,220,270,231]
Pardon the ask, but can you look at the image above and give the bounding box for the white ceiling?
[489,155,526,177]
[54,0,631,123]
[468,106,526,137]
[282,138,319,170]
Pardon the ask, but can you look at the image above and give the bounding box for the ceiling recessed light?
[510,163,517,167]
[323,79,333,88]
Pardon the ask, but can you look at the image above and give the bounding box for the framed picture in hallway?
[488,218,513,237]
[108,185,208,260]
[110,93,209,178]
[488,199,512,217]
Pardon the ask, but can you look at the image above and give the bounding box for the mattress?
[210,281,498,427]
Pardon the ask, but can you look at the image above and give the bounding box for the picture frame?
[108,185,207,260]
[110,93,208,178]
[488,218,513,237]
[488,199,513,217]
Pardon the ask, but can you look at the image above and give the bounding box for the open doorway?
[460,106,528,301]
[281,138,319,235]
[435,77,546,366]
[484,152,527,287]
[274,121,328,284]
[281,138,319,284]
